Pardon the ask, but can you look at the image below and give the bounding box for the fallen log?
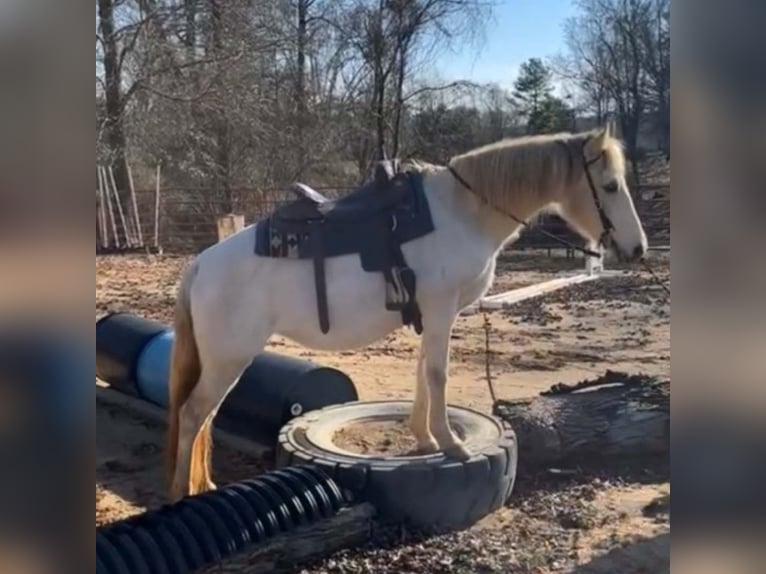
[200,503,377,574]
[493,371,669,468]
[572,532,669,574]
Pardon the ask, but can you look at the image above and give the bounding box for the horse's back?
[187,172,497,351]
[189,224,399,350]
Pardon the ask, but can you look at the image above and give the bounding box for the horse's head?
[560,123,648,262]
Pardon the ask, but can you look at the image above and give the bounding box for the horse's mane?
[447,130,626,209]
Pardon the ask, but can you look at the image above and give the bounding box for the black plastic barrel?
[96,312,167,393]
[217,353,358,440]
[95,312,358,442]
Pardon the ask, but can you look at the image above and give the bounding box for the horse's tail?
[166,260,201,497]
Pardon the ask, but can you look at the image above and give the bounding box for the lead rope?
[642,258,671,301]
[450,159,670,409]
[446,163,671,300]
[480,303,498,405]
[447,164,603,259]
[480,264,668,413]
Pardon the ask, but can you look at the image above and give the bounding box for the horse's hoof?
[444,443,471,461]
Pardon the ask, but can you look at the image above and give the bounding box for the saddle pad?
[254,171,434,269]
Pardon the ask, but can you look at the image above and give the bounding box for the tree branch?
[403,80,478,102]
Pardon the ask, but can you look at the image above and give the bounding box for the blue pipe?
[96,313,358,441]
[134,330,175,408]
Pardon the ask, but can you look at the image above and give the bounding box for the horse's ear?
[586,126,608,157]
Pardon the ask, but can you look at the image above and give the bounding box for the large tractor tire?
[276,401,517,532]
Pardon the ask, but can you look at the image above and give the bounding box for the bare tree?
[479,83,517,142]
[96,1,244,190]
[639,0,670,154]
[95,0,494,213]
[346,0,489,171]
[96,0,132,195]
[562,0,669,183]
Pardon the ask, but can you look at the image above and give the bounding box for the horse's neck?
[432,173,556,251]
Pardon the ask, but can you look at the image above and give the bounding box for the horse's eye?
[603,181,618,194]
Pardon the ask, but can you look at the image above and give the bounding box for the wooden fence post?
[217,214,245,242]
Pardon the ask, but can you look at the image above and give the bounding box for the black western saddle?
[254,161,434,334]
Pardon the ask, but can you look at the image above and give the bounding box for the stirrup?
[385,266,415,311]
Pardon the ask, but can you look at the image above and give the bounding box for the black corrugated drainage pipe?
[95,312,358,442]
[96,464,348,574]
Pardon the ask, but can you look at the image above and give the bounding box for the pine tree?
[512,58,571,134]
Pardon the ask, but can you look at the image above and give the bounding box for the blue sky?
[434,0,578,90]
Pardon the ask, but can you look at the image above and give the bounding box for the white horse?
[166,124,647,501]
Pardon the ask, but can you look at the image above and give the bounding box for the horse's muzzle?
[613,242,646,263]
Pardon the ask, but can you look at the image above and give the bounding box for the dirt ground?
[96,250,670,573]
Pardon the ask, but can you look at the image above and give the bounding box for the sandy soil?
[333,419,456,456]
[96,250,670,572]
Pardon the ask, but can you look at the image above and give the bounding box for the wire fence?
[96,183,669,255]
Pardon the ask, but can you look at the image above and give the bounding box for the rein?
[446,141,670,301]
[450,141,671,411]
[446,159,605,259]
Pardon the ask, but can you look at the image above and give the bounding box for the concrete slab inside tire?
[276,401,517,531]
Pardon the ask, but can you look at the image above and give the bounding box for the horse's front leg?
[409,344,438,454]
[421,297,471,461]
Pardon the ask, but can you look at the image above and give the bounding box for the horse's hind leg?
[170,355,252,500]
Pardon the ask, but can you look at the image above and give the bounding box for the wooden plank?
[199,503,377,574]
[482,274,589,303]
[153,163,161,251]
[95,381,273,459]
[108,166,133,247]
[126,163,144,247]
[96,169,109,249]
[462,271,624,313]
[100,167,120,248]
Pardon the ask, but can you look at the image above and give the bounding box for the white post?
[96,168,108,249]
[101,166,120,248]
[127,163,144,247]
[154,163,162,252]
[586,245,604,276]
[108,166,133,247]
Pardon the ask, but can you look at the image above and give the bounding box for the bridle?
[580,143,615,249]
[457,137,670,408]
[447,137,671,300]
[446,136,614,259]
